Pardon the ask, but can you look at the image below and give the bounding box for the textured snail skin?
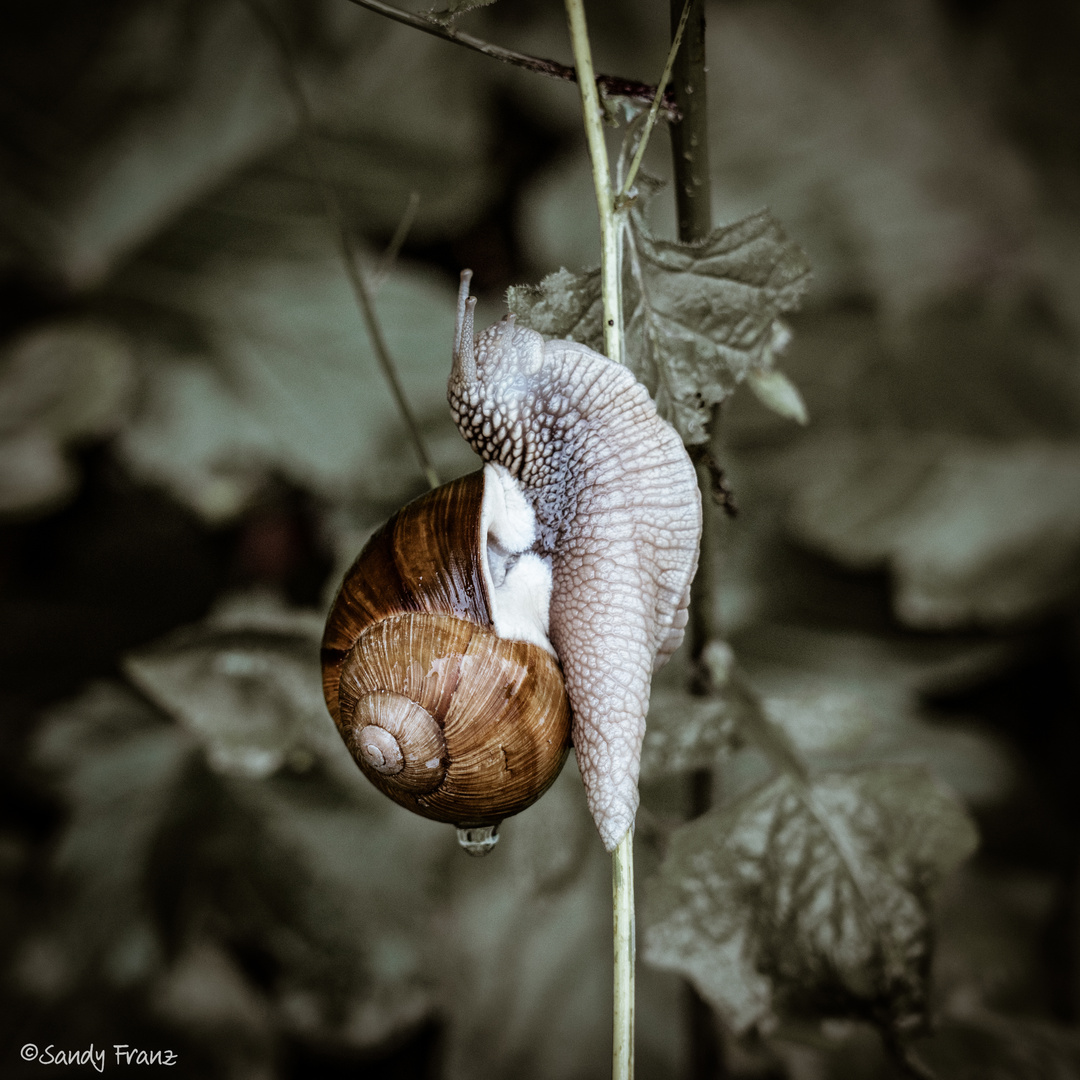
[448,272,702,850]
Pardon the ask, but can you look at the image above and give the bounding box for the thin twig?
[245,0,440,491]
[345,0,679,119]
[619,0,693,202]
[373,189,421,292]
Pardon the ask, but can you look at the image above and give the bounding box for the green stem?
[612,829,636,1080]
[564,0,622,366]
[562,7,633,1077]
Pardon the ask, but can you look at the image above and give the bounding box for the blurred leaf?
[0,323,134,439]
[785,435,1080,628]
[0,322,135,514]
[760,681,876,758]
[1,2,296,289]
[33,664,447,1054]
[765,307,1080,446]
[639,643,764,781]
[509,208,810,444]
[933,867,1059,1017]
[221,768,445,1051]
[638,640,751,783]
[914,1014,1080,1080]
[123,592,332,779]
[639,685,748,781]
[0,432,76,517]
[746,364,808,425]
[702,1,1038,323]
[296,21,501,243]
[114,220,473,521]
[642,765,978,1035]
[151,939,271,1040]
[517,156,602,278]
[736,624,1018,806]
[1,1,502,287]
[148,937,277,1079]
[763,1009,1080,1080]
[33,682,198,981]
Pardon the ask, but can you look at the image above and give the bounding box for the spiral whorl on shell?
[321,469,572,830]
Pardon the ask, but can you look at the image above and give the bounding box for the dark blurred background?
[2,0,1080,1077]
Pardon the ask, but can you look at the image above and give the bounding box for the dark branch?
[343,0,680,119]
[669,0,712,242]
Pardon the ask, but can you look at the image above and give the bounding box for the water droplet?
[456,824,499,857]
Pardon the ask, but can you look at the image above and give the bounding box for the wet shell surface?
[321,469,572,828]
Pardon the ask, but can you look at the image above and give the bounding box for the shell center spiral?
[358,725,404,774]
[351,691,447,793]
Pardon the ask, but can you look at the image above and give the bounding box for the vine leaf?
[642,764,978,1035]
[508,265,604,348]
[508,207,811,444]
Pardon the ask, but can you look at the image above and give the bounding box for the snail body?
[449,273,702,851]
[322,466,571,840]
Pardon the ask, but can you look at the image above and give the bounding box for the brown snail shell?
[321,469,572,836]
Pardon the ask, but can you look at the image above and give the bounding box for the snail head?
[449,270,546,441]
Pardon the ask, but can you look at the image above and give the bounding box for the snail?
[322,271,701,853]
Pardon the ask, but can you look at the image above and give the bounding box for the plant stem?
[562,7,633,1076]
[668,0,714,767]
[668,0,712,242]
[247,0,440,491]
[344,0,679,119]
[612,829,636,1080]
[564,0,622,366]
[669,0,716,744]
[667,3,725,1077]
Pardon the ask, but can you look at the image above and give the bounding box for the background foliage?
[2,0,1079,1077]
